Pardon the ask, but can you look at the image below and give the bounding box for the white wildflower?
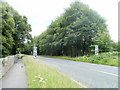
[34,76,38,78]
[42,81,46,83]
[39,80,42,82]
[40,77,44,80]
[32,80,36,81]
[38,75,41,77]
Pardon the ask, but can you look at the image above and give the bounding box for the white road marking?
[72,79,87,88]
[91,69,120,77]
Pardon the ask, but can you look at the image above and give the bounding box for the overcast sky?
[4,0,119,42]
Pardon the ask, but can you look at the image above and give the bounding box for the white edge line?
[72,79,88,88]
[91,69,120,77]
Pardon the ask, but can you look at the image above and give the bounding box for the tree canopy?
[1,0,117,58]
[0,0,32,57]
[34,1,113,57]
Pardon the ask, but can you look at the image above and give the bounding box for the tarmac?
[0,59,27,89]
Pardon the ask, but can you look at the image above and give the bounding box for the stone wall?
[0,55,18,79]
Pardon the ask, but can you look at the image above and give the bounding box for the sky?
[4,0,119,42]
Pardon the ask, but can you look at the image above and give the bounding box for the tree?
[33,1,112,57]
[1,0,32,57]
[12,13,32,54]
[1,1,15,57]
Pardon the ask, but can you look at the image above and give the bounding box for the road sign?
[33,46,37,58]
[95,45,99,55]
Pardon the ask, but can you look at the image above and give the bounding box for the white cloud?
[4,0,118,42]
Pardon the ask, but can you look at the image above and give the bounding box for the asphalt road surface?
[1,59,27,88]
[37,56,119,88]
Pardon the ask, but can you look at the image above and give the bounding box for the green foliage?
[40,52,119,67]
[77,52,118,66]
[34,1,112,57]
[21,41,33,54]
[1,0,32,57]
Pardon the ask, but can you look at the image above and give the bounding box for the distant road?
[37,56,119,88]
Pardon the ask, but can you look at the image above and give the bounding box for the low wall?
[0,55,18,79]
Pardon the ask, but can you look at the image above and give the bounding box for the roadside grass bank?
[22,55,82,88]
[40,52,119,67]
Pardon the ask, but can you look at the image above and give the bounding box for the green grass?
[22,55,82,88]
[40,52,119,67]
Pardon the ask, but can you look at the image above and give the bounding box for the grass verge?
[22,55,82,88]
[40,52,119,67]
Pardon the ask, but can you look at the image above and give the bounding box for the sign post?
[33,45,37,58]
[95,45,99,55]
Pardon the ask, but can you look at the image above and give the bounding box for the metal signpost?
[33,46,37,58]
[95,45,99,55]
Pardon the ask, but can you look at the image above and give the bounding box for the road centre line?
[90,69,119,77]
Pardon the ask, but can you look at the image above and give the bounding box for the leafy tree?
[1,0,32,57]
[34,1,112,57]
[110,41,119,51]
[12,13,32,54]
[1,1,15,57]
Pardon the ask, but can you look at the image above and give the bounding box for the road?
[1,59,27,88]
[37,56,119,88]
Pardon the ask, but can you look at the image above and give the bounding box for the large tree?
[34,1,112,57]
[0,0,32,57]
